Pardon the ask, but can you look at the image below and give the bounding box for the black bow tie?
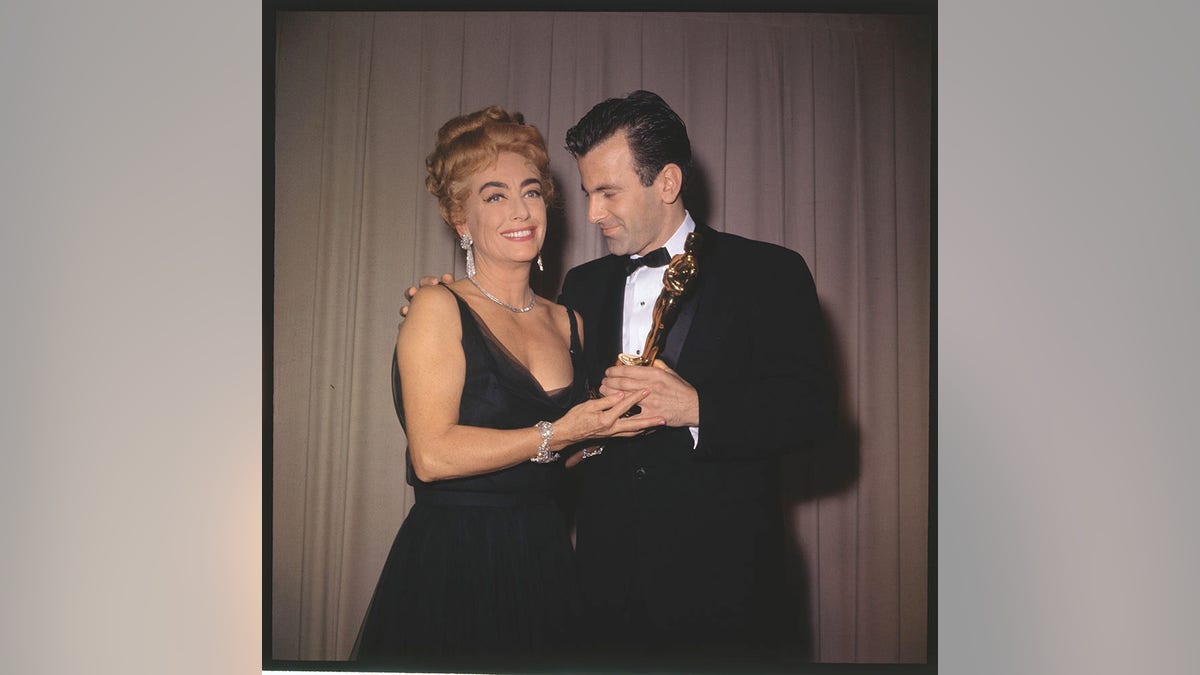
[624,247,671,275]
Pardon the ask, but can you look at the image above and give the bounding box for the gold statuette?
[618,230,702,367]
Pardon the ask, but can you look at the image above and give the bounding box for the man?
[558,90,834,666]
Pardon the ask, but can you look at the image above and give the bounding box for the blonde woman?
[353,107,661,669]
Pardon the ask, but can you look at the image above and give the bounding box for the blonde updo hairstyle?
[426,106,556,232]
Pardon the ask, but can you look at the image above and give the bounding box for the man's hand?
[399,273,454,323]
[599,361,699,428]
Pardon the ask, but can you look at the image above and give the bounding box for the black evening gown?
[353,287,586,670]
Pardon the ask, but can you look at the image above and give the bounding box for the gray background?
[2,1,1198,674]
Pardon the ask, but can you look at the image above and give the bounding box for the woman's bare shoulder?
[408,283,457,313]
[400,283,460,339]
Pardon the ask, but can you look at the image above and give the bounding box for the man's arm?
[599,248,834,459]
[690,252,834,459]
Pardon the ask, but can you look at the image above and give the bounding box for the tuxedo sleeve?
[691,251,835,460]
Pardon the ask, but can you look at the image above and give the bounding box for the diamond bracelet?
[531,420,560,463]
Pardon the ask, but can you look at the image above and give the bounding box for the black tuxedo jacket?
[558,222,834,658]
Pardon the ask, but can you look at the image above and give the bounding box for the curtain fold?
[273,10,931,663]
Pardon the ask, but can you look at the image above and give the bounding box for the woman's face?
[455,151,547,271]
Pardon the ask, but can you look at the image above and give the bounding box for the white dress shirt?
[621,211,700,446]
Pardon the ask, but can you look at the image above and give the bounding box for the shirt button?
[634,467,646,480]
[640,301,646,306]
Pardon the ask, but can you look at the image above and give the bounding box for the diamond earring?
[459,233,475,278]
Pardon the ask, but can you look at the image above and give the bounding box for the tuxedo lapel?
[663,223,717,370]
[662,283,698,368]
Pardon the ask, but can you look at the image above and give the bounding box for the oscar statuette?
[615,231,702,416]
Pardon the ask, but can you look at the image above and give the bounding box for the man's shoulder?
[704,227,808,267]
[560,254,621,306]
[564,254,621,281]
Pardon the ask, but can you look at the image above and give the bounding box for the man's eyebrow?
[580,183,619,193]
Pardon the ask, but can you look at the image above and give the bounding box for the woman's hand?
[552,389,662,450]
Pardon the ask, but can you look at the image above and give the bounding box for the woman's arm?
[399,286,660,482]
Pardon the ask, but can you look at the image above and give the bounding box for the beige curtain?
[272,11,931,664]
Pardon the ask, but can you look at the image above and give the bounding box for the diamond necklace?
[467,275,536,313]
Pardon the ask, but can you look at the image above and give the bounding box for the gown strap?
[437,283,491,353]
[438,282,474,326]
[565,306,582,355]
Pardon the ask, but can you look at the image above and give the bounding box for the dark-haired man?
[559,90,834,665]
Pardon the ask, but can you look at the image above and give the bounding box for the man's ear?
[657,163,683,205]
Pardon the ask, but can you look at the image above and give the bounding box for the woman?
[353,107,661,668]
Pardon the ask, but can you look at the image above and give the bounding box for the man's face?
[576,131,671,257]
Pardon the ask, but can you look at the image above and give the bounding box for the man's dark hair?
[565,90,692,193]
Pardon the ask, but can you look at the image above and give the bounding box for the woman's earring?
[460,233,475,278]
[536,252,544,272]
